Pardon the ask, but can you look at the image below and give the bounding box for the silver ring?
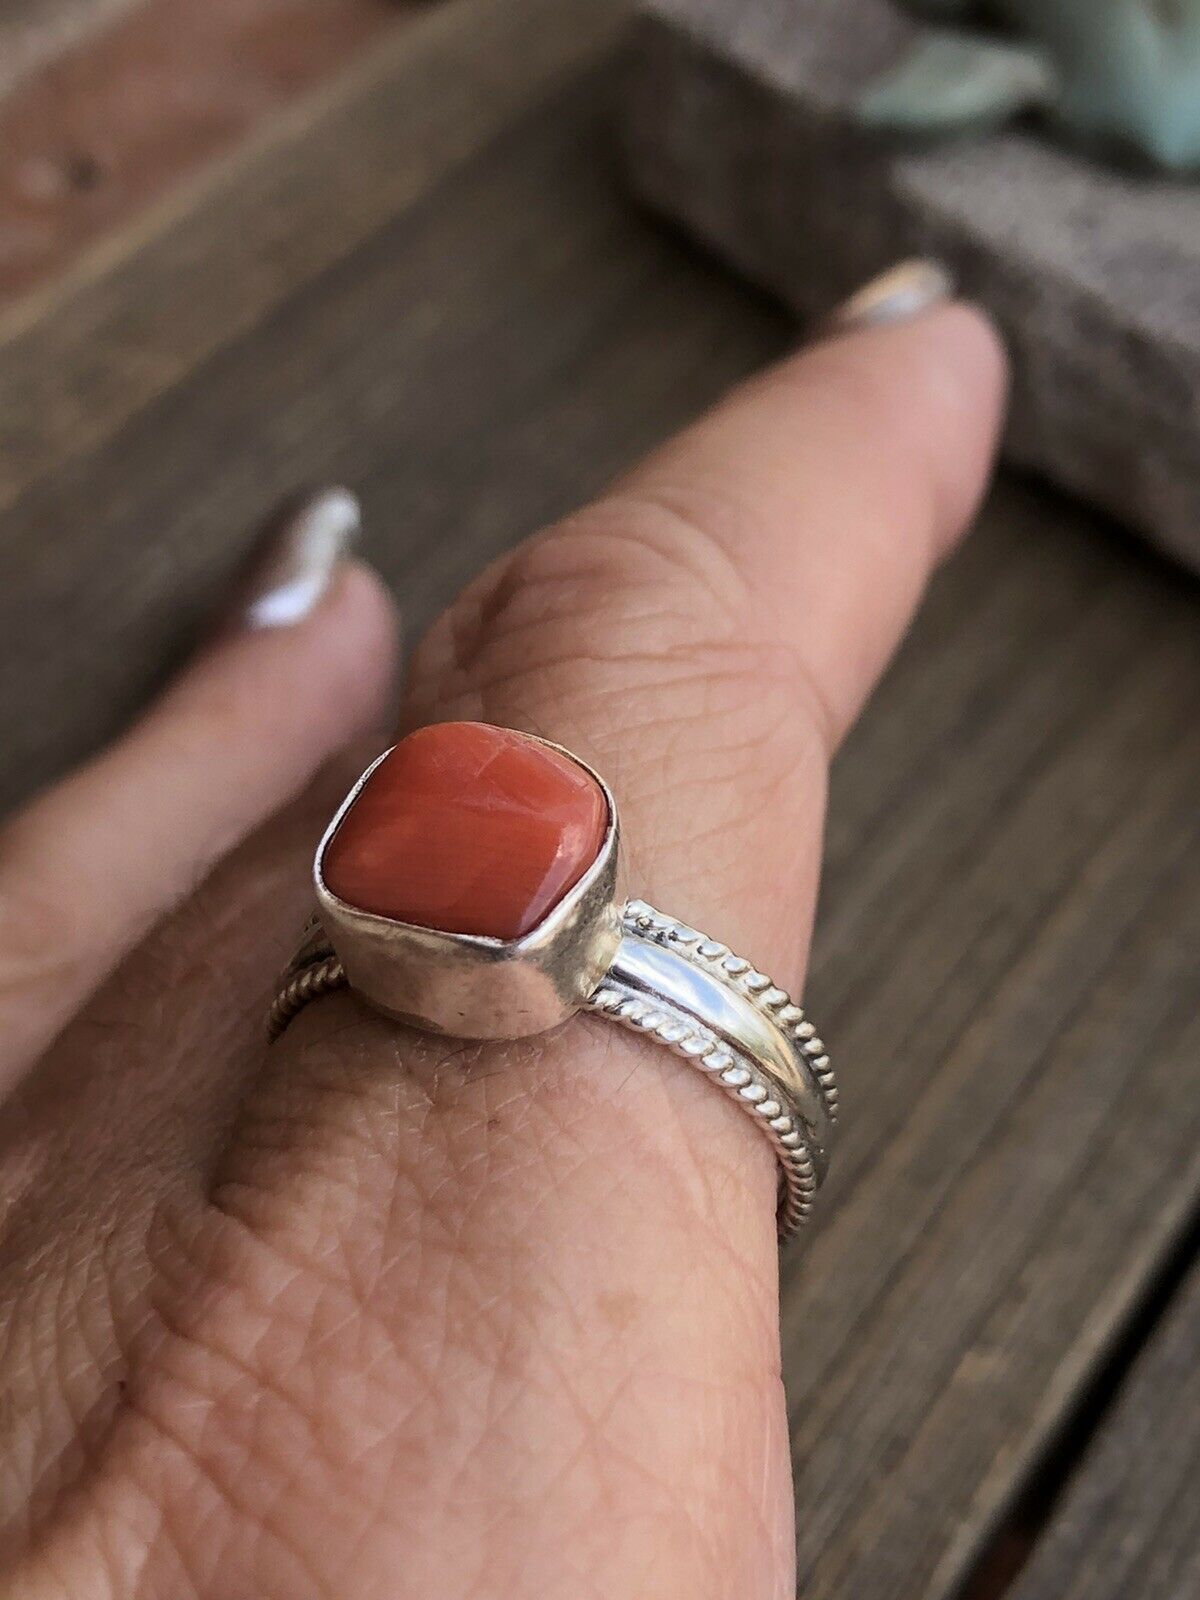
[268,724,835,1239]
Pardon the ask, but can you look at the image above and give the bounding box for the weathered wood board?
[1,0,1199,1593]
[0,0,138,97]
[1007,1248,1200,1600]
[0,0,407,308]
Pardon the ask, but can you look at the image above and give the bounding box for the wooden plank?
[793,787,1200,1597]
[0,50,783,806]
[1006,1249,1200,1600]
[1,0,1199,1593]
[0,0,626,499]
[0,0,411,309]
[786,494,1200,1600]
[0,0,140,98]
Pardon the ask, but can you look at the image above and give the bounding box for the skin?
[0,300,1006,1599]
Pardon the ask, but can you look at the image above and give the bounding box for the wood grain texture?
[0,0,140,98]
[0,0,411,307]
[1007,1253,1200,1600]
[0,0,641,806]
[791,523,1200,1597]
[1,0,1198,1593]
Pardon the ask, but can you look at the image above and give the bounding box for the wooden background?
[2,0,1198,1595]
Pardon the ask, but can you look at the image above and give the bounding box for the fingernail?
[239,486,361,630]
[819,258,954,338]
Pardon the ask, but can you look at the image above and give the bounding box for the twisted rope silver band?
[614,902,837,1123]
[267,953,345,1042]
[269,899,833,1239]
[587,901,832,1237]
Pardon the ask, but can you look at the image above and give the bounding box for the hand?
[0,269,1005,1599]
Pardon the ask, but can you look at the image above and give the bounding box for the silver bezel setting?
[313,738,622,1039]
[267,723,838,1239]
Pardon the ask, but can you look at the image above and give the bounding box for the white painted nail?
[241,487,361,630]
[820,258,954,338]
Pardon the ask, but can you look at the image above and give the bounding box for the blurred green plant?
[859,0,1200,171]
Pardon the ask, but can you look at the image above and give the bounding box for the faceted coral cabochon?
[321,722,609,940]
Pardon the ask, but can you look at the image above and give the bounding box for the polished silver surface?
[588,901,834,1235]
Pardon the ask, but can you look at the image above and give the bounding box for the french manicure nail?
[240,486,361,630]
[820,258,954,338]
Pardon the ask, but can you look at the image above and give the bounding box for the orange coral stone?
[322,722,608,939]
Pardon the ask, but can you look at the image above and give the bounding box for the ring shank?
[268,899,834,1239]
[586,903,833,1237]
[604,932,831,1165]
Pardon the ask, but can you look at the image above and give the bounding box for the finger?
[0,490,398,1088]
[407,298,1006,969]
[163,293,1007,1596]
